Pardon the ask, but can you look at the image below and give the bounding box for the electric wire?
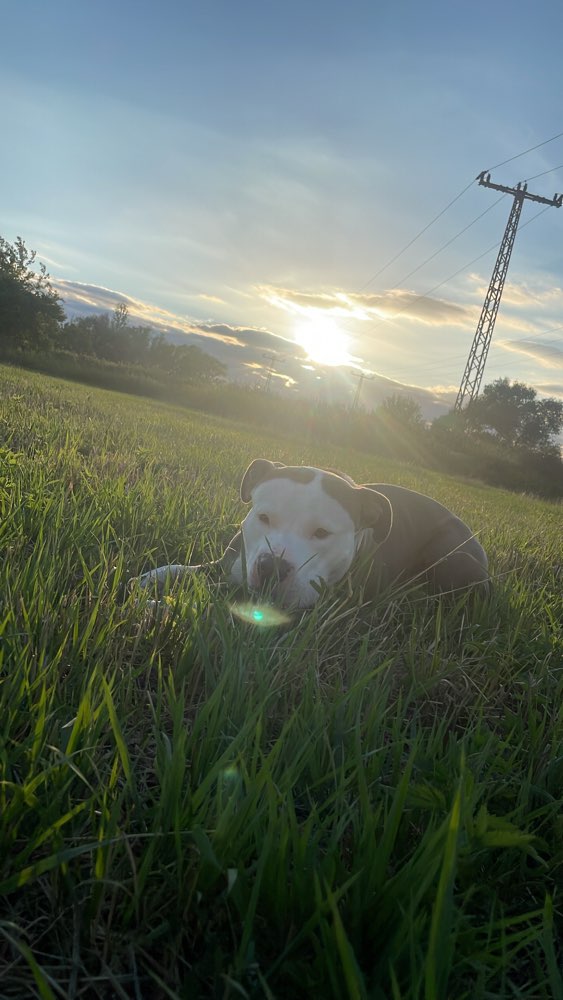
[366,316,563,381]
[381,194,507,291]
[298,132,563,397]
[361,204,553,339]
[357,179,475,291]
[359,129,563,295]
[523,163,563,183]
[367,320,563,383]
[486,130,563,172]
[354,203,562,394]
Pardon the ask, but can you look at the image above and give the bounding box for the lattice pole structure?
[455,172,562,411]
[351,370,375,409]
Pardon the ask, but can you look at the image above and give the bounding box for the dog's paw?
[128,568,169,594]
[128,564,193,595]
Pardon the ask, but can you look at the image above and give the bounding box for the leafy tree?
[378,393,423,428]
[465,378,563,453]
[167,343,225,382]
[112,302,129,331]
[0,236,64,350]
[61,310,226,381]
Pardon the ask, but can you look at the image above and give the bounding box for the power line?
[506,322,563,346]
[486,129,563,172]
[361,204,553,340]
[385,194,506,291]
[524,163,563,183]
[358,180,475,291]
[359,129,563,294]
[366,320,563,384]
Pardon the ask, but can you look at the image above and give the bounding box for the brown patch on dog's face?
[320,472,392,541]
[240,460,316,502]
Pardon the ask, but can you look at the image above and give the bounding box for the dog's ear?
[356,487,393,543]
[240,459,285,503]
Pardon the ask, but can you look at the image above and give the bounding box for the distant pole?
[455,172,562,411]
[262,352,276,393]
[351,371,375,410]
[261,351,287,392]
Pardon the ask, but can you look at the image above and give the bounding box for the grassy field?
[0,364,561,999]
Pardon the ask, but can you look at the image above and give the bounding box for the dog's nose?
[255,553,292,586]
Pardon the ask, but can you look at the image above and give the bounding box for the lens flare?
[229,602,292,627]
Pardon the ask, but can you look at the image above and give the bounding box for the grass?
[0,364,561,999]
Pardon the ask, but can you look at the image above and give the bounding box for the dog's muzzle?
[254,553,293,589]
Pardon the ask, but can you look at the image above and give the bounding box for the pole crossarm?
[476,171,563,208]
[455,171,562,412]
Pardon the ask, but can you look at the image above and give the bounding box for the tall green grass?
[0,365,561,998]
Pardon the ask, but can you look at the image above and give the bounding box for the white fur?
[230,473,357,608]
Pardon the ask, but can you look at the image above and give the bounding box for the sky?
[2,0,563,418]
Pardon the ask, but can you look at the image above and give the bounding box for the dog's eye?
[258,513,270,526]
[313,527,331,540]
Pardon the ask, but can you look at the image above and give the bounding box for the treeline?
[0,237,225,387]
[153,381,563,498]
[1,235,562,498]
[57,305,225,382]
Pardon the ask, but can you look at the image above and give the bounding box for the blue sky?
[2,0,563,415]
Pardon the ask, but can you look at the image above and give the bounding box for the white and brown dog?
[136,459,489,608]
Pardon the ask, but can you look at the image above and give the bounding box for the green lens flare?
[229,602,292,627]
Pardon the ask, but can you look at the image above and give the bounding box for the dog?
[134,459,489,609]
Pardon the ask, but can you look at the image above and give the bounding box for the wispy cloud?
[259,284,473,327]
[197,293,226,305]
[499,338,563,369]
[468,273,563,308]
[426,383,460,396]
[36,251,79,273]
[54,278,303,363]
[535,383,563,399]
[501,284,563,308]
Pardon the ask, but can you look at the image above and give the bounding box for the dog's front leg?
[131,531,243,595]
[134,563,198,593]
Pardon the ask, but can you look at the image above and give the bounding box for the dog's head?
[230,459,392,608]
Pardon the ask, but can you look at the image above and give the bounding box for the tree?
[169,343,226,382]
[61,309,226,382]
[378,393,423,428]
[112,302,129,331]
[465,378,563,453]
[0,236,64,351]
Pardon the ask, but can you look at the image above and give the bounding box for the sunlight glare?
[294,314,353,367]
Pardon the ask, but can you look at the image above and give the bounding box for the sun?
[293,313,353,367]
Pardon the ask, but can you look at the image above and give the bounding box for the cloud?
[499,338,563,369]
[197,293,226,305]
[468,273,563,308]
[54,278,304,372]
[259,284,472,327]
[196,323,304,356]
[535,384,563,399]
[426,383,460,396]
[363,289,471,326]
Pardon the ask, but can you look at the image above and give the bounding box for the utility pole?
[351,371,375,410]
[262,352,277,393]
[455,171,562,411]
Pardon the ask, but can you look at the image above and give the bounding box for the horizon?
[2,0,562,415]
